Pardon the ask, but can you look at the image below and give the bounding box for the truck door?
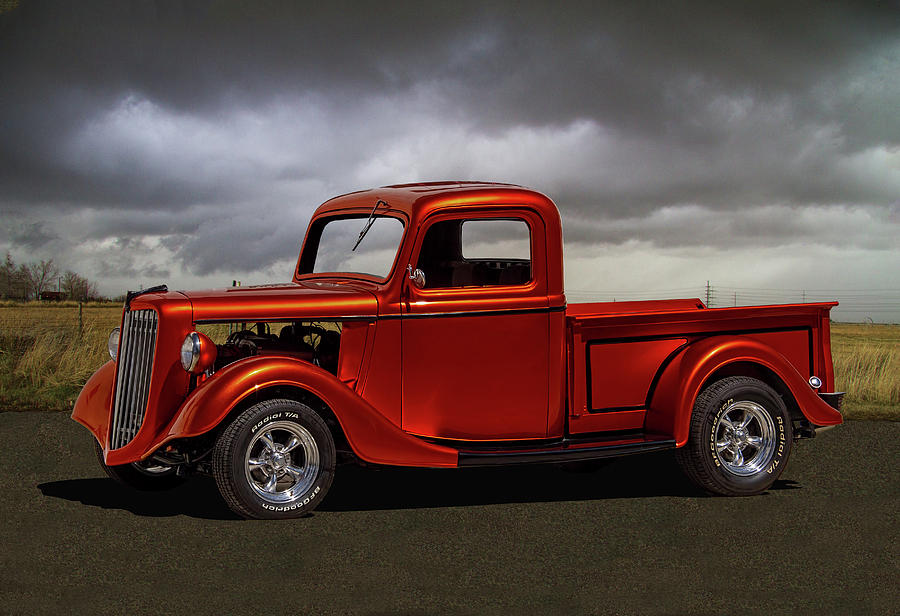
[400,209,550,440]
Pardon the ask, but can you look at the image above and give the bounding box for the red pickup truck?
[73,182,844,519]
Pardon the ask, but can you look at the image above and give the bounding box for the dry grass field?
[830,322,899,420]
[0,302,121,411]
[0,303,897,419]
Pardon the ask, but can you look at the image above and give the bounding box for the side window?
[415,218,532,289]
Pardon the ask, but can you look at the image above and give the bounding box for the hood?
[179,280,379,323]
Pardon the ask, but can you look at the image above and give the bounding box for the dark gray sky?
[1,1,898,320]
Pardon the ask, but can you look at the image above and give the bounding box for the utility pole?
[706,280,711,307]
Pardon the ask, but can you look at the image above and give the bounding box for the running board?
[457,438,676,467]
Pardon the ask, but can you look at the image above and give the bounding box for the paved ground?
[1,412,897,615]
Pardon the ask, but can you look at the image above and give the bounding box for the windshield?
[300,215,405,280]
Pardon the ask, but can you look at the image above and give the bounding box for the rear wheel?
[94,440,184,491]
[212,398,335,519]
[676,376,792,496]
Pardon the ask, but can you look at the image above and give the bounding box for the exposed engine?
[214,322,341,374]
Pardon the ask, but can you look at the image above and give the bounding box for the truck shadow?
[322,452,701,512]
[37,477,241,520]
[321,452,802,512]
[318,452,799,511]
[38,452,801,519]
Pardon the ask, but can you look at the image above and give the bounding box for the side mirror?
[407,265,426,289]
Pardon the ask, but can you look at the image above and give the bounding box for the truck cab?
[73,182,844,519]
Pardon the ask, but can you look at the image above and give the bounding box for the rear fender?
[154,355,458,467]
[646,336,843,447]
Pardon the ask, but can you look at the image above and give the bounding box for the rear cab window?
[415,218,532,289]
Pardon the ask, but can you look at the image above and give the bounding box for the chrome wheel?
[244,421,320,504]
[677,377,792,496]
[214,399,336,518]
[713,400,777,476]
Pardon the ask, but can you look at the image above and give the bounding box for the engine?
[214,322,341,374]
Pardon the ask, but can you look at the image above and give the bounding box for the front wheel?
[212,399,336,519]
[676,376,792,496]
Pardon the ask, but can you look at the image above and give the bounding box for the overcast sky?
[1,1,898,320]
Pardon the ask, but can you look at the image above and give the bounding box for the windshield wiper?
[352,199,389,252]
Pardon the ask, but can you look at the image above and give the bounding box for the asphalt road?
[1,412,897,616]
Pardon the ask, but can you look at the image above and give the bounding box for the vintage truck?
[73,182,844,519]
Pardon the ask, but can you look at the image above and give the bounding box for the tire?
[675,376,792,496]
[212,399,336,519]
[94,440,184,491]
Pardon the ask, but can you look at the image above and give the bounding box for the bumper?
[792,392,845,439]
[818,391,845,412]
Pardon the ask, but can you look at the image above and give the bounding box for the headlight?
[180,331,217,374]
[181,332,201,371]
[108,327,120,360]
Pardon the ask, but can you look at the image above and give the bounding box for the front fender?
[646,336,843,447]
[152,356,458,468]
[71,360,115,450]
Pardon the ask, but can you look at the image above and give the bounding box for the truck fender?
[154,355,459,468]
[71,360,116,449]
[646,335,843,447]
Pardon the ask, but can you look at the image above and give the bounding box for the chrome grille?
[110,309,158,450]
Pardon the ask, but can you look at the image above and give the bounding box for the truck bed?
[564,298,837,435]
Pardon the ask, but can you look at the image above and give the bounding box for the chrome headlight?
[180,331,217,374]
[181,332,201,372]
[108,327,120,360]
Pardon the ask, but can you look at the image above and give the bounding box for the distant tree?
[16,264,30,299]
[0,252,13,298]
[60,270,100,302]
[86,282,100,302]
[61,270,82,300]
[2,256,27,300]
[0,252,28,299]
[0,254,101,301]
[22,259,59,300]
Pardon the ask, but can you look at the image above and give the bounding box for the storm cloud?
[1,1,898,318]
